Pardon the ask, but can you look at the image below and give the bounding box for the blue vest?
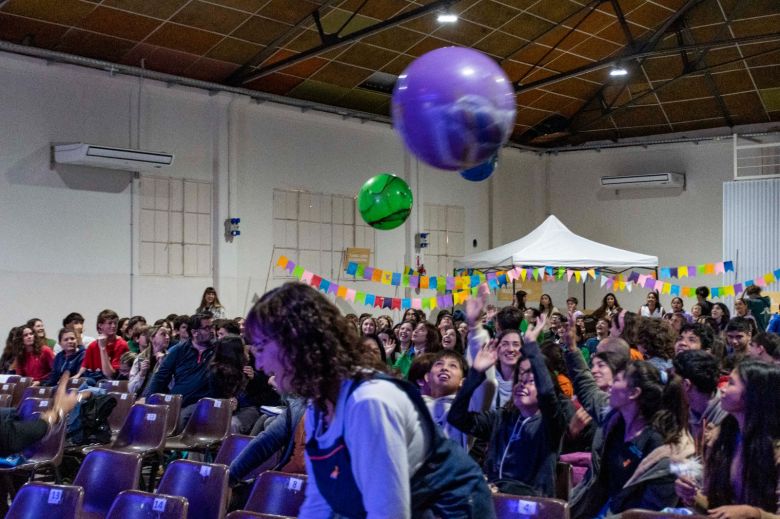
[305,373,495,519]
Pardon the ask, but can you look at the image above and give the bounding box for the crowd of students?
[1,282,779,517]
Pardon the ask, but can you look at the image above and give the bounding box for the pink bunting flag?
[714,262,725,274]
[345,288,356,302]
[301,271,313,284]
[412,298,422,310]
[566,269,574,282]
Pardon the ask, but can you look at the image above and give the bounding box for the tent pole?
[583,278,587,310]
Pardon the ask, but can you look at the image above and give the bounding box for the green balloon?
[357,173,413,230]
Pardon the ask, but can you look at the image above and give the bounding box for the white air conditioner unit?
[53,143,174,171]
[600,172,685,189]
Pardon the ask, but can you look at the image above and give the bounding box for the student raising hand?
[465,284,489,327]
[524,313,547,343]
[472,339,498,373]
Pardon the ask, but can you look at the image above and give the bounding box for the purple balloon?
[392,47,516,171]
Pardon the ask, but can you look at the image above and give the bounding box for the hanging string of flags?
[276,256,499,310]
[278,256,779,309]
[658,260,734,278]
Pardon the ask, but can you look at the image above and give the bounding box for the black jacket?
[448,340,567,497]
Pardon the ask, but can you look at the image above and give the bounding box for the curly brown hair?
[245,282,367,409]
[635,316,676,360]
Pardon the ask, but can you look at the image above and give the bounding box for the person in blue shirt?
[45,328,85,386]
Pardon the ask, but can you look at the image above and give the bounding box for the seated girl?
[572,360,693,518]
[676,359,780,518]
[448,315,568,497]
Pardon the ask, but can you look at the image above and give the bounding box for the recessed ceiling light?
[437,13,458,23]
[609,67,628,77]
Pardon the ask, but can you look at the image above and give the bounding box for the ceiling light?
[437,13,458,23]
[609,66,628,77]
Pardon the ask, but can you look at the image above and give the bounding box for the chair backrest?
[0,382,18,405]
[180,398,231,445]
[245,471,307,516]
[107,391,136,433]
[147,393,183,436]
[100,379,130,393]
[7,482,84,519]
[214,434,263,477]
[74,448,142,517]
[158,460,229,519]
[23,418,67,467]
[107,490,188,519]
[621,510,710,519]
[555,461,573,501]
[112,403,169,453]
[226,512,294,519]
[10,378,33,404]
[22,385,54,400]
[67,377,87,390]
[17,397,53,419]
[0,374,20,384]
[493,493,570,519]
[0,393,12,407]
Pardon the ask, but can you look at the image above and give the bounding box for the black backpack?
[67,394,117,445]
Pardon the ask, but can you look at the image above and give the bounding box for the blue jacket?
[229,396,306,486]
[45,348,85,386]
[767,313,780,334]
[142,340,214,407]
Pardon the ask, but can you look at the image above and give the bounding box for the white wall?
[493,140,734,311]
[0,51,494,335]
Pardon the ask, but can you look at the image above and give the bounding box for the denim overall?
[306,373,495,519]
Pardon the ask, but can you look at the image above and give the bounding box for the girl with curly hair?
[245,282,494,519]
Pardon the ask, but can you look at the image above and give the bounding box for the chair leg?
[147,455,161,492]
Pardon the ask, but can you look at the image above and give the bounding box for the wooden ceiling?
[2,0,779,147]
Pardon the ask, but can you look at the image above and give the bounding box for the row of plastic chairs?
[7,452,228,518]
[0,395,230,491]
[7,454,708,519]
[0,377,131,408]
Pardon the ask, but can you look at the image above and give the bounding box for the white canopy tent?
[455,215,658,270]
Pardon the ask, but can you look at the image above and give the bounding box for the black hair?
[673,349,720,395]
[725,316,753,335]
[62,312,84,327]
[625,360,688,444]
[189,312,213,331]
[432,349,468,377]
[705,360,780,510]
[696,286,710,298]
[208,334,246,399]
[752,332,780,360]
[360,333,387,364]
[593,350,629,376]
[678,322,715,351]
[216,319,241,335]
[496,306,523,331]
[408,352,437,389]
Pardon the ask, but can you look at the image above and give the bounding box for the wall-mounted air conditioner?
[53,143,174,171]
[600,172,685,189]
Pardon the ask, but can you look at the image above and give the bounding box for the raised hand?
[465,285,489,327]
[473,339,498,373]
[524,313,547,343]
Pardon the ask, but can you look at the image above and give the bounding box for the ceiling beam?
[233,0,456,86]
[501,0,601,65]
[514,0,602,86]
[515,31,780,93]
[225,0,341,86]
[677,20,733,127]
[572,43,780,133]
[564,0,704,131]
[610,0,635,50]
